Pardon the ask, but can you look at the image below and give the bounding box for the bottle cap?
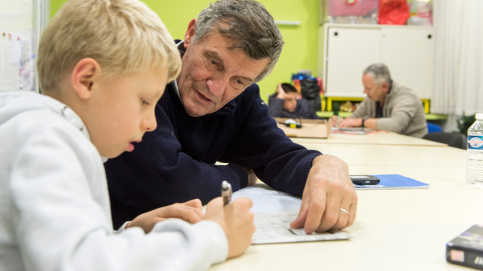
[476,113,483,120]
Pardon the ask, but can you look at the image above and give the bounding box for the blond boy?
[0,0,254,270]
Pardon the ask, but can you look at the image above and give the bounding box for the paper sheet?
[232,184,302,213]
[232,184,351,244]
[252,210,351,244]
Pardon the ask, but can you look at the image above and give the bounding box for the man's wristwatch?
[361,116,368,127]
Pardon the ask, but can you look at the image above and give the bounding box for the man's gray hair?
[193,0,284,82]
[363,63,393,87]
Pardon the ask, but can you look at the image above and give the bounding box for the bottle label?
[468,135,483,150]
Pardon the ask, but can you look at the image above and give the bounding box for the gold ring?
[340,208,350,215]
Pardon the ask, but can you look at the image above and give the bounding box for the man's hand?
[127,199,204,233]
[338,118,363,128]
[244,167,258,186]
[290,155,357,233]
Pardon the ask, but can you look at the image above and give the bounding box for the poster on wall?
[18,36,34,92]
[0,32,20,92]
[0,32,33,93]
[0,0,46,93]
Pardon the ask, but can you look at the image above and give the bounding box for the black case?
[447,224,483,270]
[349,175,380,185]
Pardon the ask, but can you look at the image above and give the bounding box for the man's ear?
[183,18,197,48]
[71,58,101,100]
[381,82,390,93]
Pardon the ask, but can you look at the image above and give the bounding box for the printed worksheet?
[232,184,351,245]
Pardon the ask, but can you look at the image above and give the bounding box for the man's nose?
[206,75,229,97]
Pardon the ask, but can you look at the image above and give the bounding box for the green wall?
[49,0,321,102]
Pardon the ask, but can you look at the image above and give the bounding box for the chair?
[422,132,467,149]
[427,122,443,133]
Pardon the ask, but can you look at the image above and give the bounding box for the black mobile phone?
[350,175,380,185]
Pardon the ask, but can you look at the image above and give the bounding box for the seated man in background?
[337,63,427,138]
[268,83,321,119]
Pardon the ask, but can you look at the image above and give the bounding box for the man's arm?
[221,87,358,233]
[219,86,322,196]
[349,98,370,119]
[375,92,421,133]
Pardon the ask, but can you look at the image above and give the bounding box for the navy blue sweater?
[105,82,321,228]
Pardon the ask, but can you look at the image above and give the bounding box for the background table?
[292,131,447,147]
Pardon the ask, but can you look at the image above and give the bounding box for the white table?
[298,143,466,168]
[209,136,479,271]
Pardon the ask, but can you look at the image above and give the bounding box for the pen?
[221,180,232,206]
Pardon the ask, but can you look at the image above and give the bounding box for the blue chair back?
[427,122,443,133]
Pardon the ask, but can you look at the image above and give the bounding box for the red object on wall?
[292,79,301,93]
[329,0,379,17]
[317,77,324,94]
[378,0,410,25]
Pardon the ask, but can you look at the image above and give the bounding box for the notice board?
[0,0,47,93]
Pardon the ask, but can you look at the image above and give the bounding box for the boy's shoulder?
[0,92,88,138]
[1,91,61,114]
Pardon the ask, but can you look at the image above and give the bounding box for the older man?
[338,63,427,138]
[105,0,357,233]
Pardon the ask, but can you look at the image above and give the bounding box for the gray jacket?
[350,81,428,138]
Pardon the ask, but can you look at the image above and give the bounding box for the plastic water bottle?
[467,113,483,183]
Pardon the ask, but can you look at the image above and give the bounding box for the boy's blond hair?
[37,0,181,92]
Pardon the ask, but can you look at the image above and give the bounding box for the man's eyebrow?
[239,76,254,85]
[204,51,256,84]
[204,51,224,66]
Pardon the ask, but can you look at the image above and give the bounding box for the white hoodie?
[0,91,227,271]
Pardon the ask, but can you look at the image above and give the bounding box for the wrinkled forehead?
[363,73,379,88]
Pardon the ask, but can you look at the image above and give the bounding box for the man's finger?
[290,207,308,229]
[303,188,327,234]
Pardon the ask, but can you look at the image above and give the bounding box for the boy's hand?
[275,84,288,100]
[204,197,255,259]
[127,199,203,233]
